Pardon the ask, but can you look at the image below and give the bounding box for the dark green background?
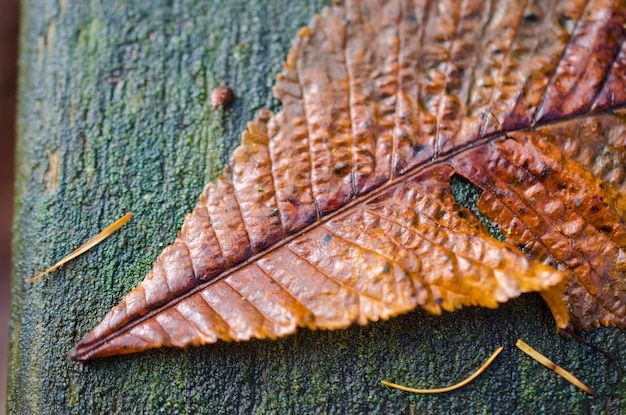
[9,0,626,413]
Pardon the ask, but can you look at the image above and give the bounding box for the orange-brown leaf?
[70,0,626,361]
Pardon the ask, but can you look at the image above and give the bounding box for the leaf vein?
[479,0,530,138]
[285,244,386,307]
[532,0,592,125]
[254,263,316,320]
[591,33,625,110]
[495,150,623,317]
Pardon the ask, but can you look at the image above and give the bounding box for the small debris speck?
[211,85,235,109]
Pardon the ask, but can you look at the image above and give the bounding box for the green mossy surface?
[9,0,626,413]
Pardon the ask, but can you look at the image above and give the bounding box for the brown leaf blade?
[71,0,626,361]
[452,127,626,329]
[70,167,560,361]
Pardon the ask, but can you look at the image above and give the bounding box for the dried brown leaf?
[70,0,626,361]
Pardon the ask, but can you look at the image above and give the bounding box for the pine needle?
[516,339,597,397]
[27,212,133,283]
[381,346,503,394]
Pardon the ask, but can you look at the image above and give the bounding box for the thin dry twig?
[27,212,133,283]
[516,339,597,397]
[381,346,503,394]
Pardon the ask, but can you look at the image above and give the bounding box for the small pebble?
[211,85,235,109]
